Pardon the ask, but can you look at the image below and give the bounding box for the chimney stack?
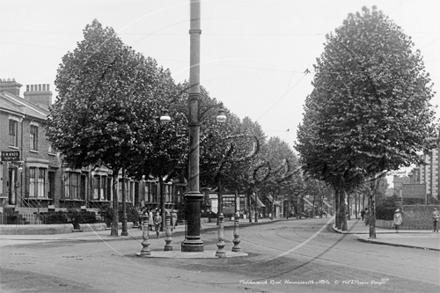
[24,84,53,108]
[0,78,22,96]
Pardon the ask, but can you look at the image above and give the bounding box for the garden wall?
[375,205,439,230]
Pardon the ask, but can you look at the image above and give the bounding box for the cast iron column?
[181,0,204,252]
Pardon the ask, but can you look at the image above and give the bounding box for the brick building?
[0,78,62,214]
[1,78,183,221]
[406,143,440,202]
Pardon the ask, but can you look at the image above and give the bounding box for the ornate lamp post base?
[181,193,204,252]
[181,240,204,252]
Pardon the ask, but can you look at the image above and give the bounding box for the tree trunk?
[347,192,351,220]
[354,192,358,219]
[368,189,376,239]
[368,175,382,239]
[254,191,258,223]
[159,176,165,232]
[335,188,340,229]
[121,166,128,236]
[111,169,119,236]
[248,191,252,223]
[341,190,347,231]
[362,192,366,211]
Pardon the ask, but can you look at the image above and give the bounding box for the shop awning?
[323,200,331,208]
[303,198,314,206]
[266,194,273,203]
[274,200,281,207]
[251,194,266,207]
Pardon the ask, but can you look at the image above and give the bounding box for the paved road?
[1,218,439,293]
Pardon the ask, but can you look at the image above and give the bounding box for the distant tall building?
[408,131,440,201]
[419,147,439,200]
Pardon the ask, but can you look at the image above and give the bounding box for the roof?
[0,91,48,121]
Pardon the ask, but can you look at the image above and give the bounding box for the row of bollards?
[216,212,241,258]
[138,211,242,257]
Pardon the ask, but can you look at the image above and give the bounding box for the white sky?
[1,0,439,152]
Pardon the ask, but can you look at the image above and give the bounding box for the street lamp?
[160,0,231,252]
[216,109,227,123]
[160,110,172,124]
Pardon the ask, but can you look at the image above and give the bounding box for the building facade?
[1,79,183,220]
[0,79,63,215]
[406,143,440,203]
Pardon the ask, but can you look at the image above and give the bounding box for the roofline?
[1,91,48,117]
[0,107,26,118]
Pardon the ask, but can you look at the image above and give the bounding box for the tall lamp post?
[181,0,204,252]
[161,0,226,252]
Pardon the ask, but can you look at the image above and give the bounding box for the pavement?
[332,218,440,251]
[1,217,439,258]
[0,218,274,258]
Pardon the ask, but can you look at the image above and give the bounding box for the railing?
[0,212,43,225]
[18,197,42,210]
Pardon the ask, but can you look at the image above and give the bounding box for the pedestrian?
[393,208,403,233]
[432,208,440,232]
[138,206,146,230]
[171,210,178,231]
[153,211,162,239]
[361,209,366,221]
[148,209,154,231]
[364,208,369,225]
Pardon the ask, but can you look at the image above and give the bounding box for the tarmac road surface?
[1,218,439,293]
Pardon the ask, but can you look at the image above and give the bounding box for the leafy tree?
[303,177,333,217]
[126,70,188,230]
[257,137,301,218]
[296,6,437,237]
[47,20,160,236]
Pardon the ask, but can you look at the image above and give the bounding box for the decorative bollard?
[215,213,226,258]
[139,212,151,256]
[164,211,173,251]
[232,212,241,252]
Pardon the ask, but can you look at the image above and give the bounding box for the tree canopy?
[296,6,437,235]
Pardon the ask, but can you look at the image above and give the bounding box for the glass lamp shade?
[216,109,227,123]
[160,110,171,123]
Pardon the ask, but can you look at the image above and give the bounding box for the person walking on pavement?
[393,208,403,233]
[153,211,162,239]
[432,208,440,232]
[171,210,178,231]
[361,209,366,221]
[148,209,154,231]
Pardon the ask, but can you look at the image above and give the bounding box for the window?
[0,163,3,197]
[64,172,80,200]
[29,167,45,198]
[129,181,134,202]
[107,177,112,201]
[165,184,172,202]
[9,120,18,147]
[93,175,107,200]
[145,181,157,203]
[93,176,100,200]
[38,169,45,197]
[29,168,36,197]
[118,179,132,202]
[30,125,38,151]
